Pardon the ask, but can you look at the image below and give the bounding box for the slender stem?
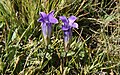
[64,51,68,66]
[60,58,63,74]
[55,47,63,74]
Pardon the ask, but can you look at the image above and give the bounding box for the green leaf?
[11,28,18,41]
[40,60,49,71]
[67,51,75,57]
[61,51,66,57]
[45,52,52,60]
[0,58,4,72]
[7,29,12,43]
[0,23,4,28]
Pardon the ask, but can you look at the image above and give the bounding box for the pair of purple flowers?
[37,11,78,51]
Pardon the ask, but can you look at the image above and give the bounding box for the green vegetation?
[0,0,120,74]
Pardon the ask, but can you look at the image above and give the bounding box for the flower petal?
[62,25,69,31]
[48,11,54,15]
[64,29,72,43]
[68,16,77,24]
[39,12,47,19]
[59,16,68,25]
[48,11,58,23]
[41,23,47,37]
[37,18,44,22]
[70,22,78,28]
[47,23,52,38]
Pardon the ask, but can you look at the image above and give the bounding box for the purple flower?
[59,16,78,51]
[38,11,58,45]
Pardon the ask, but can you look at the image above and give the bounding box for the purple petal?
[70,22,78,28]
[41,23,47,37]
[64,31,69,43]
[47,23,52,38]
[59,16,68,25]
[39,12,47,19]
[48,11,58,23]
[64,29,72,43]
[37,18,44,22]
[41,23,52,45]
[62,25,69,31]
[42,23,52,37]
[48,11,54,15]
[68,16,77,24]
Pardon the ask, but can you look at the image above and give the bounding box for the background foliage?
[0,0,120,75]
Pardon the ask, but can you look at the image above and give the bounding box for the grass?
[0,0,120,75]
